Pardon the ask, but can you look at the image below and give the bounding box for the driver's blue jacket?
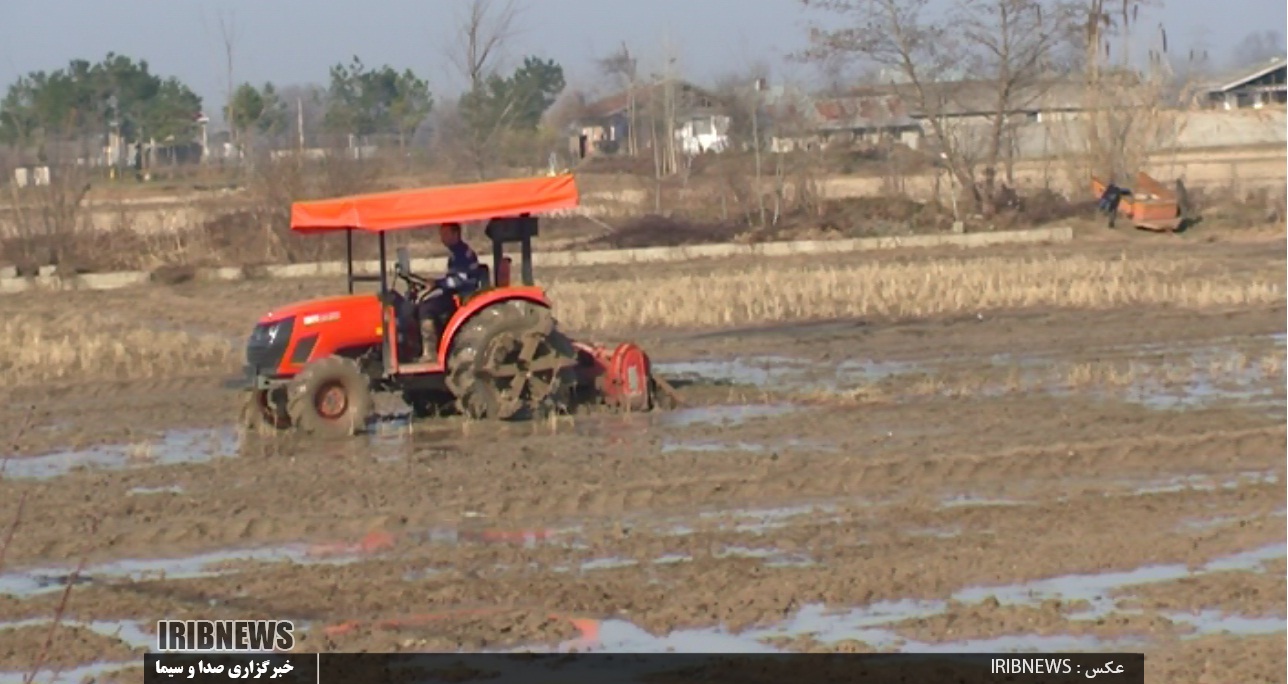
[435,241,484,295]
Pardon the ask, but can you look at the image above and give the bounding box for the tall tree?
[460,56,566,134]
[324,57,433,151]
[0,53,202,157]
[227,82,289,152]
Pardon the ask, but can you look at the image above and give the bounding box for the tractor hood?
[258,293,380,325]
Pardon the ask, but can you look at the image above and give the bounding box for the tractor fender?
[435,286,552,365]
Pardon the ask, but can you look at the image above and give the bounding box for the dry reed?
[2,250,1281,385]
[1,312,236,386]
[548,252,1283,332]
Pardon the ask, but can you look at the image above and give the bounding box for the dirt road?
[0,233,1283,683]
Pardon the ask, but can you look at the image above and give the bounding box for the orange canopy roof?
[289,173,580,234]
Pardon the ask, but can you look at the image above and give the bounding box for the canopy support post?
[520,213,534,286]
[346,228,354,294]
[379,232,392,374]
[491,234,504,288]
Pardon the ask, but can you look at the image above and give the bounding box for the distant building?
[569,80,731,159]
[1203,57,1287,109]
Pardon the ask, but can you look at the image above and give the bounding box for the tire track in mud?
[470,425,1285,522]
[2,418,1280,566]
[667,305,1285,368]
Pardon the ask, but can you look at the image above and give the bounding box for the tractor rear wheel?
[445,300,575,420]
[286,356,373,437]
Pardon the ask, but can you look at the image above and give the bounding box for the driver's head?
[438,222,462,247]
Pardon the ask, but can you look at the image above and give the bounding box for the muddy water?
[0,304,1283,671]
[512,541,1286,654]
[656,332,1286,415]
[1,428,240,480]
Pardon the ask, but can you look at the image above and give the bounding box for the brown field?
[0,223,1284,682]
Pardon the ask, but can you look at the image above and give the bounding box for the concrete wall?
[818,145,1286,200]
[1011,108,1287,160]
[914,108,1287,162]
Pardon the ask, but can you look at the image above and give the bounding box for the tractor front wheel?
[286,356,373,437]
[241,387,292,431]
[446,300,575,420]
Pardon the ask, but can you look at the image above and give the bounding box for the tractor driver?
[417,222,484,360]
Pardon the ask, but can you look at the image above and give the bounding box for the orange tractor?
[238,173,672,437]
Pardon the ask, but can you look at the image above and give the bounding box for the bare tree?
[446,0,522,93]
[216,10,239,153]
[714,62,773,226]
[956,0,1080,195]
[597,43,640,156]
[442,0,524,178]
[800,0,973,206]
[1230,30,1285,70]
[800,0,1078,214]
[1072,0,1188,183]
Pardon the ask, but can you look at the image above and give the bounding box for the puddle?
[568,403,806,442]
[659,337,1284,419]
[0,661,136,684]
[1018,336,1285,413]
[951,542,1288,619]
[715,546,816,567]
[535,542,1286,653]
[0,618,151,684]
[1129,471,1280,496]
[661,436,836,454]
[695,503,843,534]
[0,617,152,649]
[408,524,576,549]
[1178,509,1287,532]
[656,357,920,392]
[939,495,1030,509]
[128,485,185,496]
[656,403,799,428]
[0,543,369,599]
[1164,610,1286,636]
[541,611,1147,654]
[656,357,811,387]
[2,428,240,480]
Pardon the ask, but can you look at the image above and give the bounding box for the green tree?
[324,56,433,150]
[0,52,202,154]
[459,56,565,134]
[227,82,289,149]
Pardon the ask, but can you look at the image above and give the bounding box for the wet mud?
[0,242,1284,682]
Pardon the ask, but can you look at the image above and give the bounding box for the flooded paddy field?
[0,236,1284,682]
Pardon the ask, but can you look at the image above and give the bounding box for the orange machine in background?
[1092,171,1188,233]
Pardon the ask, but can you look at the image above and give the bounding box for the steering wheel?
[394,263,431,296]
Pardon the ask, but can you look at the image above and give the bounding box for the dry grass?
[0,247,1281,386]
[0,312,236,386]
[548,252,1283,332]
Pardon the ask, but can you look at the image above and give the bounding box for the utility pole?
[752,78,766,227]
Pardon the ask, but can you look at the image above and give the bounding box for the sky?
[1,0,1284,127]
